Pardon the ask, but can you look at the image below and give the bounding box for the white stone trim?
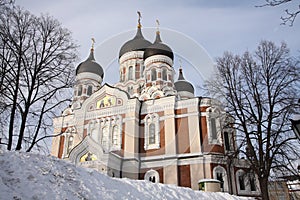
[76,72,102,83]
[144,55,173,67]
[119,51,144,64]
[206,107,222,145]
[235,169,260,195]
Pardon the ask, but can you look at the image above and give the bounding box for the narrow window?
[149,123,155,144]
[250,175,256,191]
[67,135,73,154]
[239,174,245,190]
[141,65,145,77]
[87,85,93,96]
[112,125,119,145]
[78,85,83,96]
[128,66,133,80]
[224,132,230,151]
[217,172,224,191]
[211,118,217,140]
[162,68,167,81]
[102,127,109,152]
[127,86,133,95]
[151,69,157,81]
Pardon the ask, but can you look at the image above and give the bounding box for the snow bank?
[0,152,253,200]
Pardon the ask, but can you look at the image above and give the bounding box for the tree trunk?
[7,50,22,150]
[259,177,269,200]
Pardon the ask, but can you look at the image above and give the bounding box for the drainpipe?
[198,97,206,178]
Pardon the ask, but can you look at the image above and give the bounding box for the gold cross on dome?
[156,19,160,32]
[91,38,95,49]
[137,11,142,28]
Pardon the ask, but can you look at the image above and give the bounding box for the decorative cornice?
[144,55,173,67]
[119,51,144,64]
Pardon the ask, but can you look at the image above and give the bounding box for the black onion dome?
[119,27,152,58]
[143,31,174,61]
[76,49,104,78]
[174,68,194,94]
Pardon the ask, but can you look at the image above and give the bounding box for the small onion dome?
[76,48,104,78]
[119,26,152,58]
[175,67,194,94]
[143,31,174,61]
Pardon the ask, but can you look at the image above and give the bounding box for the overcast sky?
[15,0,300,95]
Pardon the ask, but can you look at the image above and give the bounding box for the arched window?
[78,85,83,96]
[239,174,245,190]
[144,114,160,150]
[211,118,217,140]
[112,125,119,145]
[87,85,93,96]
[151,69,157,81]
[128,66,133,80]
[149,123,155,144]
[213,166,228,192]
[144,169,159,183]
[206,107,222,144]
[224,132,231,151]
[249,173,257,191]
[127,85,133,95]
[236,170,246,193]
[67,135,73,154]
[162,68,167,81]
[102,126,109,152]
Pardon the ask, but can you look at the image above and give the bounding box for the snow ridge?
[0,152,253,200]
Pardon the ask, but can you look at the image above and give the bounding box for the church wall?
[187,106,201,154]
[178,165,191,187]
[58,136,65,158]
[121,123,125,150]
[175,117,190,154]
[164,116,177,155]
[190,162,204,190]
[121,159,139,179]
[51,128,61,157]
[164,164,178,185]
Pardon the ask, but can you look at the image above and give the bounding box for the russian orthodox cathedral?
[51,13,260,197]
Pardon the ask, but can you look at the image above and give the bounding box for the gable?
[81,84,130,112]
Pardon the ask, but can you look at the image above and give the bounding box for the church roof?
[143,31,174,61]
[174,68,194,94]
[76,49,104,78]
[119,26,152,58]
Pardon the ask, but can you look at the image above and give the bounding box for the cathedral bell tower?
[72,39,104,109]
[139,20,177,100]
[116,12,152,98]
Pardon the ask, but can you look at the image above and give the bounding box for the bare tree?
[0,0,14,7]
[206,41,300,200]
[259,0,300,26]
[0,5,78,152]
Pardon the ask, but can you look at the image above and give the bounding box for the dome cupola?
[143,20,173,61]
[175,67,194,99]
[119,12,152,58]
[76,42,104,78]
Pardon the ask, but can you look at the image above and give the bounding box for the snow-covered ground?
[0,152,253,200]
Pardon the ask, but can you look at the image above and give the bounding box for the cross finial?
[137,11,142,28]
[91,38,95,50]
[156,19,160,32]
[179,59,183,70]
